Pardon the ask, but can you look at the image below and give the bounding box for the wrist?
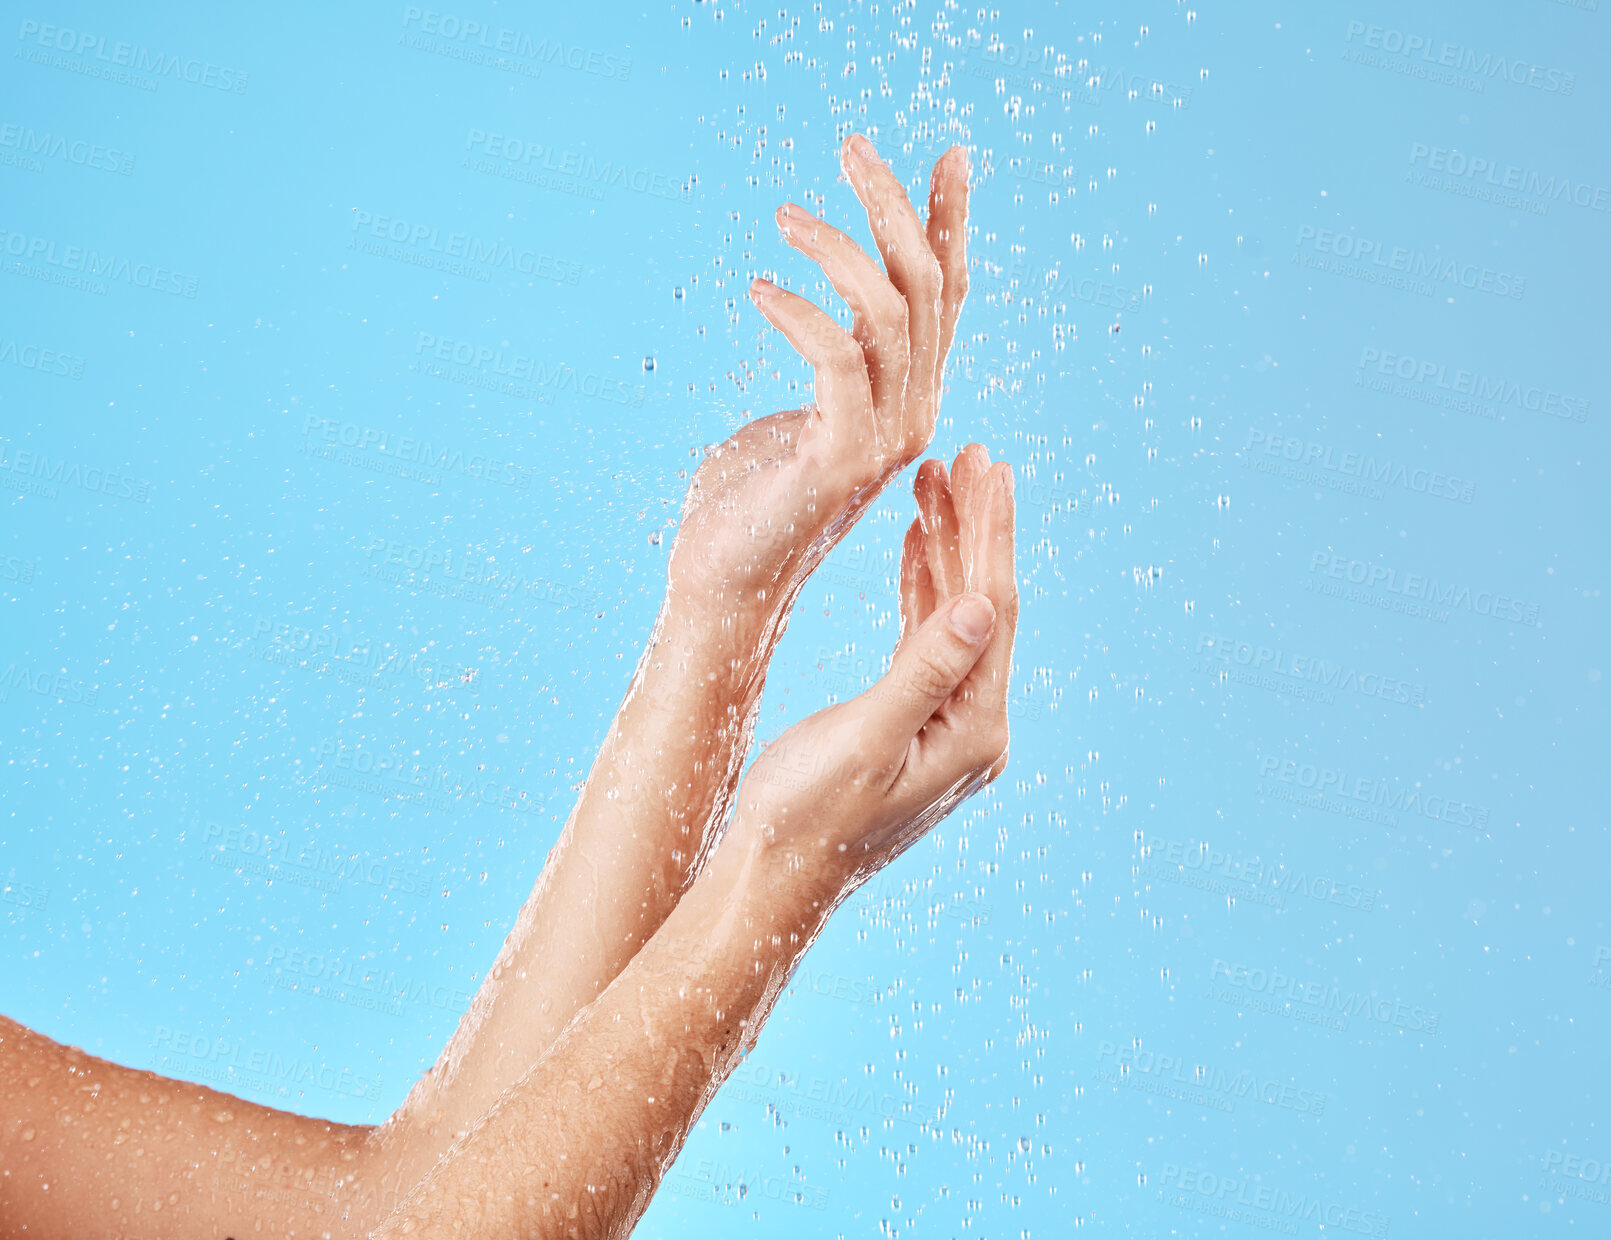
[722,808,854,916]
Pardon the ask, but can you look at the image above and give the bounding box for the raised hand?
[666,134,971,638]
[366,450,1017,1240]
[731,443,1018,889]
[361,137,974,1200]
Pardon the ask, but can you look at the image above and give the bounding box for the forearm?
[363,129,967,1200]
[372,823,840,1239]
[372,595,778,1185]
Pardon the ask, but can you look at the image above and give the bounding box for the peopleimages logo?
[1156,1164,1389,1237]
[1209,959,1440,1035]
[0,122,136,175]
[149,1026,382,1102]
[1355,347,1589,424]
[0,663,99,709]
[299,414,535,489]
[1241,428,1474,505]
[462,131,689,204]
[1307,551,1540,628]
[245,617,476,694]
[0,336,86,379]
[2,870,48,912]
[0,554,37,586]
[317,739,548,819]
[1096,1041,1328,1116]
[14,19,251,94]
[264,944,474,1016]
[1408,144,1610,215]
[0,440,153,502]
[1293,225,1525,300]
[400,7,631,81]
[723,1056,940,1130]
[349,210,583,286]
[1539,1150,1611,1207]
[1140,831,1380,912]
[662,1159,828,1212]
[993,254,1146,314]
[1257,754,1490,831]
[1196,633,1427,707]
[0,226,199,298]
[1343,21,1575,94]
[198,820,433,899]
[361,537,599,617]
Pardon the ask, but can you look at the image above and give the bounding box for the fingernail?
[1000,466,1014,496]
[778,203,811,238]
[850,133,876,162]
[950,593,994,642]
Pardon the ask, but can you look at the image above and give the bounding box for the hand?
[730,444,1018,893]
[665,133,972,641]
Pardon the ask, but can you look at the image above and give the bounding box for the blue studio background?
[2,1,1607,1235]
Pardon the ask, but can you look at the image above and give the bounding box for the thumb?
[863,593,995,737]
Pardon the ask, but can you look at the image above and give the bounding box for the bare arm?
[0,1013,380,1237]
[0,134,974,1237]
[366,134,972,1191]
[373,449,1017,1238]
[372,815,834,1238]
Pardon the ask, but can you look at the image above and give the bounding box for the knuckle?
[908,254,944,304]
[898,430,930,468]
[857,314,908,363]
[818,327,864,372]
[904,649,959,700]
[874,285,909,326]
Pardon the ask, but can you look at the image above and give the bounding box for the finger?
[776,203,910,425]
[896,517,935,657]
[927,146,972,372]
[914,459,963,601]
[842,133,944,460]
[748,278,880,472]
[948,443,992,586]
[861,592,995,740]
[957,463,1017,779]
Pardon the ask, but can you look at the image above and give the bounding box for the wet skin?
[0,134,1017,1240]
